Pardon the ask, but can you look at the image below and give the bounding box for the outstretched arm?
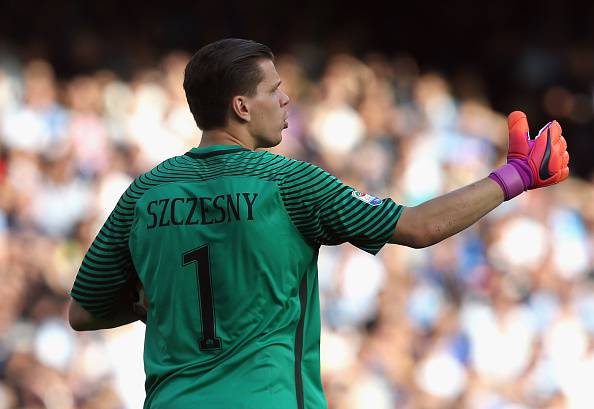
[390,177,503,248]
[391,111,569,249]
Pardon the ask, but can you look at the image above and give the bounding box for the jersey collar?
[185,145,250,159]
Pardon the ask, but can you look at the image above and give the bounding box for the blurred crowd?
[0,46,593,409]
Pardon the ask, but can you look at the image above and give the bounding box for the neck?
[199,127,256,150]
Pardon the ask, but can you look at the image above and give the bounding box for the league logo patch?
[351,190,383,206]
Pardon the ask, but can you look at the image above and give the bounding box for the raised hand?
[489,111,570,200]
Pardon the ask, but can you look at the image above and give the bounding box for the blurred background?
[0,1,593,408]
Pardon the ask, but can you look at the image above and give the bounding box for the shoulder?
[227,150,317,183]
[122,155,188,201]
[260,151,330,177]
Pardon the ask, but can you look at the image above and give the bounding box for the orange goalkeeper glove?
[489,111,570,200]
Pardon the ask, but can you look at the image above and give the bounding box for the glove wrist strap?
[489,162,530,201]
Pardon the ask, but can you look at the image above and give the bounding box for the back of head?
[183,38,274,131]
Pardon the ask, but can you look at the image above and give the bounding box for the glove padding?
[489,111,570,200]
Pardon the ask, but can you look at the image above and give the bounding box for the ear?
[230,95,250,122]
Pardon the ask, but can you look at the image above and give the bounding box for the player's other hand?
[489,111,570,200]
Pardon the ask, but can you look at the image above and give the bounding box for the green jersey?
[71,145,404,409]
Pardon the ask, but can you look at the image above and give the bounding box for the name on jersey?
[146,192,259,229]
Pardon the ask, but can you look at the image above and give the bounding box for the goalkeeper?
[68,38,569,409]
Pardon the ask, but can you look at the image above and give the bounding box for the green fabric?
[71,145,404,409]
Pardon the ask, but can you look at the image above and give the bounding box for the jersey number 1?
[183,245,222,351]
